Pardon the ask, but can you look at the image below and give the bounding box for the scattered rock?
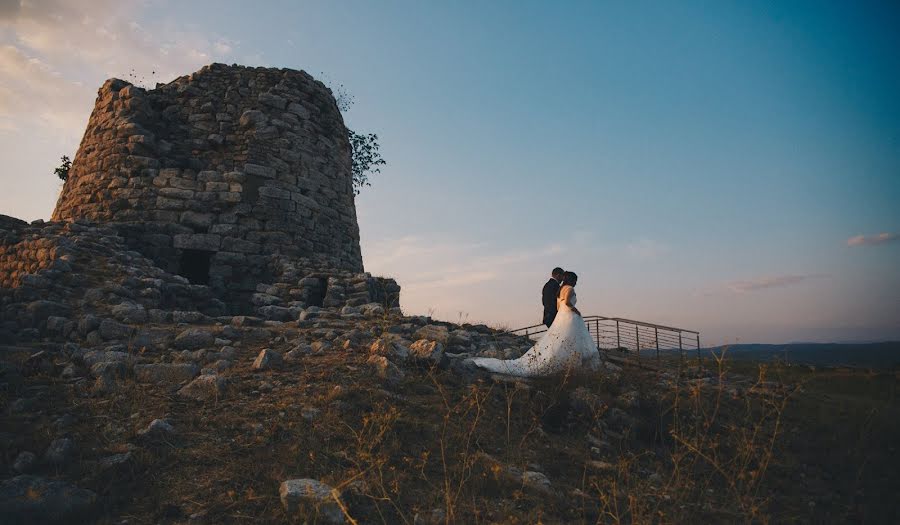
[602,360,622,373]
[92,374,119,395]
[301,407,320,421]
[201,359,232,375]
[0,475,96,523]
[253,348,283,370]
[369,337,409,361]
[134,363,200,384]
[138,418,175,440]
[285,345,312,360]
[522,471,552,492]
[258,305,299,321]
[90,360,128,380]
[111,302,147,323]
[24,351,54,375]
[279,479,344,524]
[53,414,77,429]
[408,339,444,364]
[78,314,101,336]
[178,375,226,400]
[412,324,449,344]
[360,303,385,317]
[46,316,75,337]
[367,355,403,386]
[174,328,215,350]
[44,438,76,465]
[99,318,133,340]
[311,341,331,353]
[9,397,36,413]
[12,451,36,473]
[98,452,133,471]
[82,350,132,367]
[173,310,210,324]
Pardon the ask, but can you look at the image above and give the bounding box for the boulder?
[367,355,403,386]
[0,475,96,523]
[25,300,71,326]
[172,310,210,324]
[99,319,133,340]
[368,337,409,361]
[360,303,385,317]
[12,451,36,474]
[253,349,283,370]
[279,479,344,524]
[412,324,449,344]
[134,363,200,384]
[138,418,175,440]
[46,316,75,337]
[174,328,214,349]
[44,438,76,465]
[97,452,133,471]
[82,350,132,367]
[178,375,226,400]
[90,361,128,380]
[522,471,552,492]
[257,305,299,321]
[409,339,444,364]
[111,302,147,323]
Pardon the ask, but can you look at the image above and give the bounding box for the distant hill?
[699,341,900,368]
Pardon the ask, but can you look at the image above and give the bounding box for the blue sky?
[1,0,898,343]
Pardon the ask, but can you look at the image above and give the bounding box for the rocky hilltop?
[1,65,897,523]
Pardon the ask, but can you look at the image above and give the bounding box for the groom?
[541,267,565,328]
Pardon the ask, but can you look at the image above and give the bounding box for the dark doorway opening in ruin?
[307,277,327,307]
[243,174,266,203]
[179,249,213,285]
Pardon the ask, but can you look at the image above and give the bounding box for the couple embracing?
[471,267,600,377]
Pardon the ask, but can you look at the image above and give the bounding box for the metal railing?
[505,315,701,363]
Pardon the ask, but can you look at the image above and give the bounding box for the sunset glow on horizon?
[1,1,897,344]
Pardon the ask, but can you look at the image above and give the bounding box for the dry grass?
[2,329,898,523]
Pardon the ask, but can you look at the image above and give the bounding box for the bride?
[471,271,600,377]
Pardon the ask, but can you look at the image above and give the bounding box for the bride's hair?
[558,271,578,295]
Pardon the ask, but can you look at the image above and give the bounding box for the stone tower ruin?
[43,63,395,313]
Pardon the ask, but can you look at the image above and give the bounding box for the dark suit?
[542,278,561,327]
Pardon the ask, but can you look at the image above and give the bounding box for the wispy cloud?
[0,44,92,135]
[362,234,567,321]
[727,274,827,294]
[0,0,247,139]
[625,238,669,260]
[847,232,899,247]
[365,235,562,291]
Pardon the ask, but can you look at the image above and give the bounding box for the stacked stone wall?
[0,217,400,344]
[51,64,364,308]
[0,215,62,288]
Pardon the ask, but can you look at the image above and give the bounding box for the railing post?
[655,327,660,362]
[635,325,640,361]
[696,333,702,370]
[616,320,621,350]
[678,331,683,365]
[595,319,600,351]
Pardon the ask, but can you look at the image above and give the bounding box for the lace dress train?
[471,285,599,377]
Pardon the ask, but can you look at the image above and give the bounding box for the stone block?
[258,92,287,109]
[179,211,214,229]
[243,163,276,178]
[173,234,220,251]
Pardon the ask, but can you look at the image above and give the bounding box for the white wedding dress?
[471,285,600,377]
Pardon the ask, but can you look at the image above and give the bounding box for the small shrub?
[54,155,71,182]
